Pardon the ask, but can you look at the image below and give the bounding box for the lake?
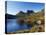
[6,19,32,32]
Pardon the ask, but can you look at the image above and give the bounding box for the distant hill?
[16,10,34,18]
[27,9,44,22]
[5,13,18,19]
[5,9,44,19]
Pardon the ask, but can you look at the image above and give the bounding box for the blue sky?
[6,1,44,15]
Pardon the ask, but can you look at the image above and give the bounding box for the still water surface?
[7,19,32,32]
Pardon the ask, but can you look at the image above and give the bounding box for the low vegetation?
[6,9,45,34]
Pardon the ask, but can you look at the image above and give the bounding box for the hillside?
[5,13,18,19]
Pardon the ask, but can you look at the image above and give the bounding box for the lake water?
[6,19,32,32]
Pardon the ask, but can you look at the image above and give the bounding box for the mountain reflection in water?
[6,19,32,32]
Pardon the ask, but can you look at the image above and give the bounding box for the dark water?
[6,19,32,32]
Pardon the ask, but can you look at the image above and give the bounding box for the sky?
[6,1,44,15]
